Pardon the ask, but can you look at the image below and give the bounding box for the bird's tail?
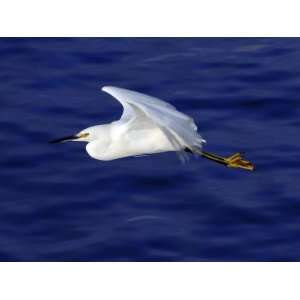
[190,148,254,171]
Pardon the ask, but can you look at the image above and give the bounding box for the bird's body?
[74,86,204,161]
[85,122,175,161]
[50,86,254,171]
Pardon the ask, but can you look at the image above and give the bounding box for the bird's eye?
[80,132,89,138]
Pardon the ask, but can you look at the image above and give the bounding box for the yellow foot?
[224,152,254,171]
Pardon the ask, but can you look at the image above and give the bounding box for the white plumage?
[88,86,205,161]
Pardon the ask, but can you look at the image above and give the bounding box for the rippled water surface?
[1,38,300,261]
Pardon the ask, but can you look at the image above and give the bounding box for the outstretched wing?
[101,86,205,159]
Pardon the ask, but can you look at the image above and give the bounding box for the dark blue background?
[1,38,299,261]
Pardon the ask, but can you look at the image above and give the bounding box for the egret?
[50,86,254,171]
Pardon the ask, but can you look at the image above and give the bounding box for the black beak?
[49,135,79,144]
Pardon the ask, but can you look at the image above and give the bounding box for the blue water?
[1,38,300,261]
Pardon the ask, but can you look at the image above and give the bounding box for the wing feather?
[101,86,205,154]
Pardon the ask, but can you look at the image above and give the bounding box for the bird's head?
[49,130,93,144]
[49,125,108,144]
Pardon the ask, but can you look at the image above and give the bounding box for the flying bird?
[50,86,254,171]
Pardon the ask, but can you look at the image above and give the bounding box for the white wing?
[101,86,205,158]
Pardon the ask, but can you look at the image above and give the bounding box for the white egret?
[50,86,254,171]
